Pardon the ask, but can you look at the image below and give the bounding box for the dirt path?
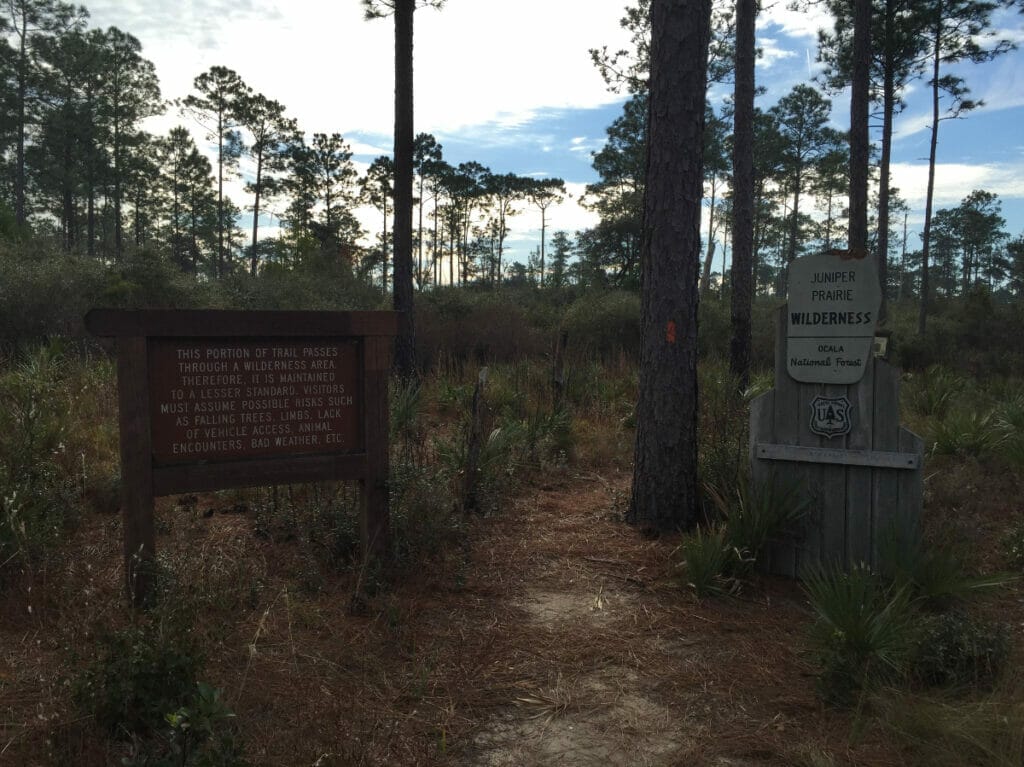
[0,469,899,765]
[443,471,882,767]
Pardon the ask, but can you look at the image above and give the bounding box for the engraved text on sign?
[148,338,361,465]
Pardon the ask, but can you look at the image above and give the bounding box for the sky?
[82,0,1024,271]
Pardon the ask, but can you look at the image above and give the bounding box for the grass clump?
[904,366,964,419]
[676,477,808,596]
[806,537,1015,705]
[677,525,737,598]
[804,564,916,705]
[710,478,809,578]
[877,531,1015,610]
[931,409,1002,457]
[873,682,1024,767]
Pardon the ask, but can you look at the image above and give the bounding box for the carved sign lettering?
[148,338,361,465]
[787,254,881,384]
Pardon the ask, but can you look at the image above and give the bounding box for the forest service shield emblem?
[809,395,852,438]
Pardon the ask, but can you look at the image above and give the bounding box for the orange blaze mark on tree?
[666,320,677,344]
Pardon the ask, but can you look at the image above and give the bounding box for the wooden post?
[551,330,568,411]
[117,336,155,607]
[361,336,392,566]
[463,367,489,514]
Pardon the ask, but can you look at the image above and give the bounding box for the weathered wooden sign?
[750,255,922,577]
[148,338,361,464]
[787,254,881,384]
[85,309,398,605]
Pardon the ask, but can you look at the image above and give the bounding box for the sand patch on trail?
[520,587,621,627]
[468,666,687,766]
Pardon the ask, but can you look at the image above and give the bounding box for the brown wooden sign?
[85,309,398,605]
[148,337,362,465]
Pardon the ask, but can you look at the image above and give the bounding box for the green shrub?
[931,409,1002,457]
[0,243,107,344]
[877,531,1013,610]
[911,611,1010,688]
[0,346,87,578]
[904,366,964,419]
[804,564,917,704]
[677,525,736,598]
[155,682,249,767]
[709,477,809,578]
[561,290,640,361]
[389,456,463,571]
[74,617,204,737]
[698,364,748,496]
[416,288,549,369]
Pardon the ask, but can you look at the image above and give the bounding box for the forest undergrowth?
[0,294,1023,765]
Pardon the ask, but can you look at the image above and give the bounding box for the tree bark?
[250,150,263,275]
[918,16,941,335]
[628,0,712,534]
[876,0,896,319]
[849,0,872,262]
[700,176,717,295]
[733,0,757,389]
[392,0,417,380]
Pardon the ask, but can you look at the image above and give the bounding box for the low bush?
[931,409,1003,457]
[804,564,917,705]
[74,616,204,737]
[910,611,1010,689]
[710,478,809,578]
[877,530,1014,610]
[677,525,736,598]
[0,346,92,580]
[561,290,640,361]
[416,288,550,370]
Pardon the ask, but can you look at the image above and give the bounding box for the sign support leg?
[117,336,156,607]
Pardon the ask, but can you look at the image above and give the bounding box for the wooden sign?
[148,338,361,465]
[85,309,398,605]
[749,303,923,578]
[787,254,881,384]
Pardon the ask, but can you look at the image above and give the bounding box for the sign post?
[749,255,922,577]
[86,309,398,605]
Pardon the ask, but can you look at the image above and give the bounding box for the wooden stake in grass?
[464,367,489,514]
[552,330,568,412]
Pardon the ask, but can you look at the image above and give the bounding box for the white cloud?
[890,160,1024,216]
[88,0,632,138]
[759,2,834,41]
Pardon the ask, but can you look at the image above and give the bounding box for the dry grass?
[2,470,914,766]
[2,358,1023,766]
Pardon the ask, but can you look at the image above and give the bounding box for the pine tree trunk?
[919,19,941,335]
[876,0,896,318]
[15,20,27,226]
[849,0,872,259]
[733,0,757,389]
[392,0,417,379]
[700,176,717,295]
[250,150,263,276]
[629,0,712,534]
